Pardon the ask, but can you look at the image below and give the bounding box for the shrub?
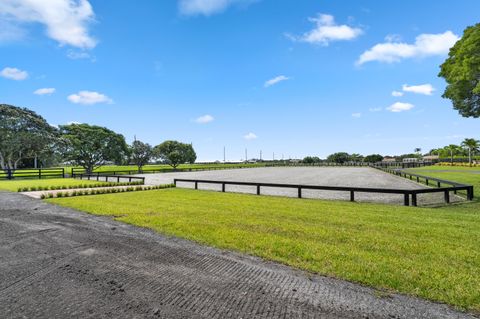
[48,193,54,198]
[56,192,63,198]
[40,194,46,199]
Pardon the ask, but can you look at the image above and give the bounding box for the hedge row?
[436,162,480,167]
[40,184,175,199]
[18,181,143,192]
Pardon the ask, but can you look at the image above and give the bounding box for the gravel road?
[137,167,461,205]
[1,191,475,318]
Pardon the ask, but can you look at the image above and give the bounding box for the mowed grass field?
[0,178,107,192]
[47,168,480,312]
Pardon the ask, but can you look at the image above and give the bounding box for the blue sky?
[1,0,479,161]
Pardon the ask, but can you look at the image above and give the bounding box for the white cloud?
[0,0,97,49]
[34,87,55,95]
[402,83,435,95]
[195,114,214,124]
[392,90,403,97]
[0,67,28,80]
[351,112,361,118]
[357,31,459,65]
[178,0,253,16]
[244,132,257,140]
[287,13,362,45]
[264,75,289,87]
[369,107,382,112]
[67,91,113,105]
[386,102,414,113]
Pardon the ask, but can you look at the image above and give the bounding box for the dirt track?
[0,191,475,319]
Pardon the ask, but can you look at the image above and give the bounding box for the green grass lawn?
[0,178,107,192]
[407,166,480,199]
[48,186,480,312]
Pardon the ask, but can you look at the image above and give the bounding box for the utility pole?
[223,146,226,163]
[260,150,262,161]
[245,148,248,162]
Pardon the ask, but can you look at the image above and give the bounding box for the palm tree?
[445,144,460,166]
[461,138,480,166]
[414,148,422,159]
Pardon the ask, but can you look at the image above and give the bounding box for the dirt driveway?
[0,192,474,318]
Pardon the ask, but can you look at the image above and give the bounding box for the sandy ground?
[136,167,462,205]
[0,191,475,319]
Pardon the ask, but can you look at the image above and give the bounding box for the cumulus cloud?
[244,132,257,140]
[387,102,414,113]
[0,0,97,49]
[357,31,459,65]
[67,91,113,105]
[178,0,254,16]
[351,112,361,118]
[34,87,56,95]
[287,13,362,45]
[0,67,28,80]
[402,83,435,95]
[392,90,403,97]
[264,75,289,87]
[195,114,214,124]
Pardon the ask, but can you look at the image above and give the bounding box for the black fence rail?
[265,162,433,169]
[0,168,65,180]
[72,173,145,184]
[70,165,257,176]
[174,178,474,206]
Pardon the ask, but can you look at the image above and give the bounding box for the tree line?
[303,138,480,166]
[0,104,196,173]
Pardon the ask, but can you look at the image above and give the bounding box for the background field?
[48,167,480,312]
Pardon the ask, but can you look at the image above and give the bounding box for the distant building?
[423,155,439,162]
[382,156,396,163]
[403,158,419,163]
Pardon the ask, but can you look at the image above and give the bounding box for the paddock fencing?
[173,178,474,207]
[71,173,145,184]
[0,168,65,180]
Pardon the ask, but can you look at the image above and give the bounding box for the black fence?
[0,168,65,180]
[265,162,433,169]
[72,173,145,184]
[173,178,474,206]
[70,165,257,176]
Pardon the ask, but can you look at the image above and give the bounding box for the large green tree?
[363,154,383,163]
[461,138,480,166]
[439,23,480,117]
[154,141,196,169]
[130,139,153,172]
[326,152,350,164]
[60,123,129,173]
[0,104,58,171]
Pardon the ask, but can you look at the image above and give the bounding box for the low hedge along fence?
[18,181,143,192]
[40,184,175,199]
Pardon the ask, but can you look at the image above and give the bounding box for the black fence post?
[403,193,410,206]
[350,191,354,202]
[467,187,474,201]
[62,168,65,178]
[195,181,198,190]
[298,187,302,198]
[444,190,450,204]
[222,183,226,192]
[174,179,177,187]
[257,184,260,195]
[7,169,12,180]
[411,193,417,207]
